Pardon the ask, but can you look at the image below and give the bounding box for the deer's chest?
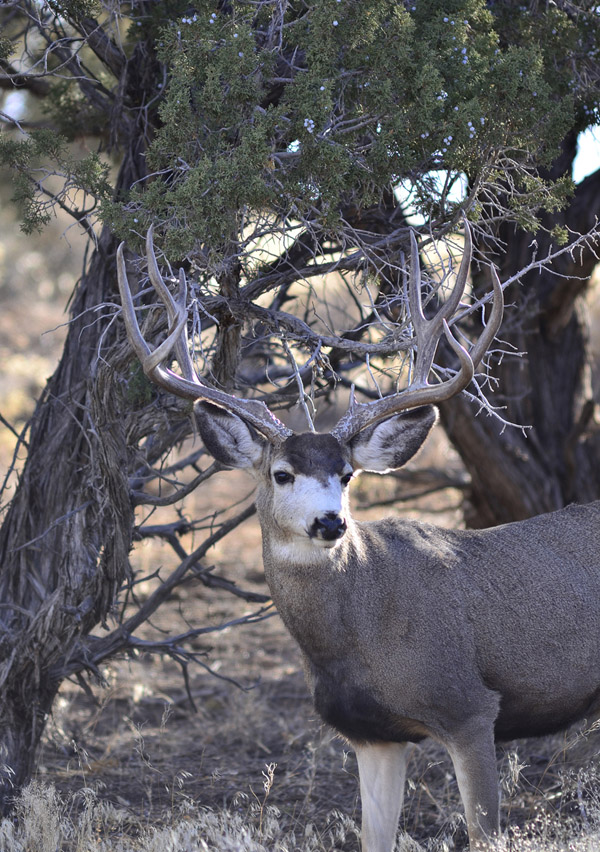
[311,665,428,745]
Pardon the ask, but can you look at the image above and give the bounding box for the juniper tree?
[0,0,599,809]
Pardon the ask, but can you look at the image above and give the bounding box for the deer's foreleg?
[354,741,409,852]
[447,723,501,850]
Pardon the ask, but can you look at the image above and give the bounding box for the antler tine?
[469,264,504,368]
[117,239,188,376]
[331,221,504,443]
[116,233,293,444]
[409,217,470,387]
[145,226,197,383]
[116,241,152,364]
[408,228,438,387]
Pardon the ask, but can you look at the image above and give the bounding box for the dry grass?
[4,729,600,851]
[3,215,600,851]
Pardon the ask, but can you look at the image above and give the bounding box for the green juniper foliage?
[107,0,587,258]
[0,130,111,235]
[1,0,599,254]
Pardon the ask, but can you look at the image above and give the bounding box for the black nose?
[312,512,347,541]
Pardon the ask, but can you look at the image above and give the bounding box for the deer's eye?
[341,473,353,487]
[274,470,294,485]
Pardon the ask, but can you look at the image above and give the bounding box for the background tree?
[437,3,600,526]
[0,0,598,811]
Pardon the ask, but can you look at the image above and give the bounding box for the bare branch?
[52,503,258,679]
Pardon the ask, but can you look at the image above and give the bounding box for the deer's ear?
[349,406,438,472]
[194,402,266,469]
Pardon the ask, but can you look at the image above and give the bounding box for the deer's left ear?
[349,405,438,472]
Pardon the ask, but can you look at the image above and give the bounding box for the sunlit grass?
[4,757,600,852]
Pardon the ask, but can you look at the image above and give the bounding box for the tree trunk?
[0,225,136,808]
[0,39,166,811]
[440,136,600,527]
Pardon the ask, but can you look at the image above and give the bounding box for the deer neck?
[259,519,364,661]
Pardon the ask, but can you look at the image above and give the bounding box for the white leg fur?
[354,741,409,852]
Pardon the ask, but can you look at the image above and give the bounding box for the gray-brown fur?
[193,402,600,852]
[272,508,600,743]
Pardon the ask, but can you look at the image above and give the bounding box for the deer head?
[116,223,503,557]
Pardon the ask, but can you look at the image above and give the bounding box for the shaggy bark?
[0,36,167,810]
[0,226,135,807]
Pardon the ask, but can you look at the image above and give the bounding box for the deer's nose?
[312,512,347,541]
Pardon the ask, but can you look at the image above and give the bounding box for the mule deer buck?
[117,224,600,851]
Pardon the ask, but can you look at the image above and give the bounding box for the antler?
[331,220,504,442]
[116,227,293,444]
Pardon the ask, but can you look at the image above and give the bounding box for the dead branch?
[52,503,259,680]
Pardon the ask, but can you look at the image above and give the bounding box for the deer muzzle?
[310,512,348,542]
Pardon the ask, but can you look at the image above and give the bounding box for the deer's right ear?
[194,402,266,469]
[349,405,437,472]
